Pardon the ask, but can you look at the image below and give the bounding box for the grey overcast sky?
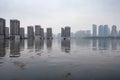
[0,0,120,34]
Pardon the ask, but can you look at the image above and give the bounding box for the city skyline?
[1,18,120,35]
[0,0,120,34]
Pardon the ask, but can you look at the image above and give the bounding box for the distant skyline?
[0,0,120,34]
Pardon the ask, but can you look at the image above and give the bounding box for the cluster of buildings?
[72,24,120,39]
[5,17,120,40]
[0,18,54,40]
[61,26,71,40]
[0,18,72,40]
[75,30,91,38]
[0,18,25,40]
[92,24,120,37]
[27,25,50,40]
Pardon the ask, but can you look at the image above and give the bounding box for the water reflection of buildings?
[27,39,34,49]
[92,39,97,50]
[0,40,6,57]
[46,40,52,51]
[20,40,25,51]
[111,39,117,50]
[10,40,20,57]
[75,39,91,48]
[61,40,71,53]
[35,40,44,52]
[92,39,120,50]
[5,40,9,48]
[98,39,110,50]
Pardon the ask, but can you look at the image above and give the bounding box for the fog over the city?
[0,0,120,34]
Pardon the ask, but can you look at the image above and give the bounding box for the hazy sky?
[0,0,120,34]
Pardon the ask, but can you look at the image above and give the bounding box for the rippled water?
[0,39,120,80]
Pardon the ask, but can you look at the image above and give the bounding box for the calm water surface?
[0,39,120,80]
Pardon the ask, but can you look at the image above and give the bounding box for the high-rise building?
[40,28,44,39]
[61,28,65,37]
[27,26,34,39]
[118,30,120,37]
[98,25,104,37]
[65,26,71,38]
[61,26,71,39]
[0,18,6,39]
[46,28,53,39]
[10,19,20,40]
[98,25,110,37]
[35,25,41,36]
[35,25,44,40]
[111,25,118,37]
[5,27,9,39]
[104,24,110,37]
[92,24,97,37]
[35,25,41,39]
[20,27,25,39]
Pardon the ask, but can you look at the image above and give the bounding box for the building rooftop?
[0,18,5,21]
[10,19,20,21]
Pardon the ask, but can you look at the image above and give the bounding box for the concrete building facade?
[61,28,65,37]
[98,25,104,37]
[40,28,44,39]
[104,25,110,37]
[10,19,20,40]
[0,18,6,39]
[20,27,25,39]
[35,25,41,36]
[35,25,44,40]
[98,25,110,37]
[35,25,41,40]
[119,30,120,37]
[92,24,97,37]
[65,27,71,37]
[27,26,34,39]
[111,25,118,37]
[46,28,53,39]
[61,26,71,39]
[5,27,9,39]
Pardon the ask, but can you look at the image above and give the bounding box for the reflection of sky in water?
[0,39,120,80]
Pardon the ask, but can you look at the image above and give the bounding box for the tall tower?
[35,25,41,40]
[40,28,44,39]
[65,26,71,38]
[27,26,34,39]
[61,28,65,37]
[35,25,41,36]
[118,30,120,37]
[111,25,118,37]
[98,25,104,37]
[20,27,25,39]
[61,26,71,40]
[0,18,6,39]
[10,19,20,40]
[46,28,53,40]
[92,24,97,37]
[104,25,110,37]
[5,27,9,39]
